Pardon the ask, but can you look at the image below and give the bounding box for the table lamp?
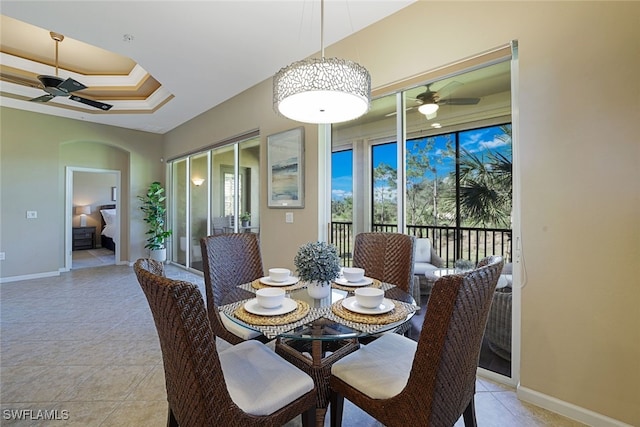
[75,205,91,227]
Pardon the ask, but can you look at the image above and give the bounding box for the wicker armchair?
[329,256,504,427]
[200,233,266,345]
[486,285,512,361]
[134,258,316,427]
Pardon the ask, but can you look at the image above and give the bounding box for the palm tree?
[456,125,512,227]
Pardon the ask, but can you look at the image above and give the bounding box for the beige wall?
[0,107,164,276]
[163,2,639,424]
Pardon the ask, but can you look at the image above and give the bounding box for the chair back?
[407,256,504,426]
[133,258,231,426]
[352,232,415,292]
[200,233,264,344]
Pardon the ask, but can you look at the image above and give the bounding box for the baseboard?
[0,270,60,284]
[517,386,633,427]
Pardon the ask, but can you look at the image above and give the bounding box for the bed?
[99,204,116,252]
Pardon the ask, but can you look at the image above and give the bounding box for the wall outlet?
[0,252,5,261]
[285,212,293,223]
[26,211,37,219]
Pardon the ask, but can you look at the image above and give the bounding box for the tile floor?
[0,264,586,426]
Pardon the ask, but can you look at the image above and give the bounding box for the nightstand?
[73,226,96,250]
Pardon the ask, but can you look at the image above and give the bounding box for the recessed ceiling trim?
[1,53,153,87]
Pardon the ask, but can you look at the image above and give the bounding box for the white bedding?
[100,209,117,243]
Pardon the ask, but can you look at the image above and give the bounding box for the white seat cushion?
[414,238,432,263]
[413,262,439,275]
[215,336,233,353]
[331,333,416,399]
[219,340,314,416]
[496,274,513,289]
[220,311,262,340]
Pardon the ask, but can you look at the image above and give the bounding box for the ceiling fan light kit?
[273,0,371,124]
[418,102,439,116]
[30,31,113,111]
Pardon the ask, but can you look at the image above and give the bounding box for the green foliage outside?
[331,125,512,229]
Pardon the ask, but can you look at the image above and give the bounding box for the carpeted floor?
[72,248,115,269]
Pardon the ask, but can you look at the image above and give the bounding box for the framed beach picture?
[267,127,304,208]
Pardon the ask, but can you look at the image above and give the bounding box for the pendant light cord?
[320,0,325,58]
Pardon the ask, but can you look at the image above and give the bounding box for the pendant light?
[273,0,371,124]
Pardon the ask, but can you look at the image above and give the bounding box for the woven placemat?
[234,300,310,326]
[330,299,409,325]
[251,278,305,291]
[332,278,382,292]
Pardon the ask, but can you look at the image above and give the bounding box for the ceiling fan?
[29,32,113,111]
[415,82,480,119]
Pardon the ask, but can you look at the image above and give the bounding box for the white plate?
[244,298,298,316]
[341,296,395,315]
[259,276,299,286]
[334,277,374,287]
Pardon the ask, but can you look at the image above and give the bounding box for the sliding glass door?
[169,133,260,271]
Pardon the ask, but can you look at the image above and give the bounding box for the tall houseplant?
[139,181,172,262]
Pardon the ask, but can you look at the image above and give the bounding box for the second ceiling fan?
[415,81,480,119]
[30,32,113,111]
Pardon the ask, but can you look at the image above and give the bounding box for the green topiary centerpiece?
[294,241,341,298]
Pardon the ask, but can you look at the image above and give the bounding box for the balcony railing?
[330,221,512,267]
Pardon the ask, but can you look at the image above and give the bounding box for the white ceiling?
[0,1,416,134]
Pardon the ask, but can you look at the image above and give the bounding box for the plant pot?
[306,281,331,299]
[241,220,250,227]
[150,248,167,263]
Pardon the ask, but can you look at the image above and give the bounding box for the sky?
[331,124,511,201]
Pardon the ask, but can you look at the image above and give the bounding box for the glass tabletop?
[220,282,417,341]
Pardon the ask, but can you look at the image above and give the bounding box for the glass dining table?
[219,279,418,426]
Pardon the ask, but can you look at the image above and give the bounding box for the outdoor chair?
[134,258,316,427]
[329,256,504,427]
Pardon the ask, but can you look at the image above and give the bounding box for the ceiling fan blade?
[436,81,462,98]
[58,78,87,93]
[440,97,480,106]
[69,95,113,110]
[30,94,55,103]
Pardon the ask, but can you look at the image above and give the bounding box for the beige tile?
[496,391,588,426]
[98,400,167,427]
[1,365,95,403]
[126,364,167,402]
[58,365,153,402]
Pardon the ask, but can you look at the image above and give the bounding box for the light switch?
[285,212,294,223]
[26,211,37,219]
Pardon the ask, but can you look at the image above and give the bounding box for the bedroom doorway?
[65,167,121,271]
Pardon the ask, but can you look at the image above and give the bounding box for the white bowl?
[256,288,285,308]
[268,268,290,282]
[342,267,365,283]
[355,287,384,308]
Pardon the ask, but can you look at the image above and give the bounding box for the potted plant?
[240,212,251,227]
[294,241,341,299]
[138,181,172,262]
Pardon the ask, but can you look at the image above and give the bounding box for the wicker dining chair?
[329,256,504,427]
[352,232,416,294]
[200,233,266,345]
[352,232,416,335]
[134,258,316,427]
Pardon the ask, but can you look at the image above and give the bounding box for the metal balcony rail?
[330,221,512,267]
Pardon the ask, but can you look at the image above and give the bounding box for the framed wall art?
[267,127,304,208]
